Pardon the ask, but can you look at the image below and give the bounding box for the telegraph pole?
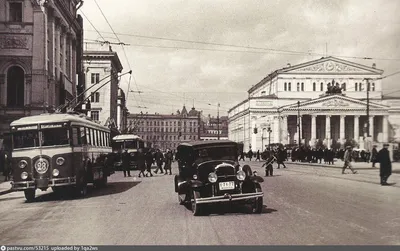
[297,101,301,147]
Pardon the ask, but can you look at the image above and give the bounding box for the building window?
[7,66,25,107]
[355,82,358,91]
[9,2,22,22]
[261,91,266,96]
[301,82,304,91]
[371,82,375,91]
[313,82,316,91]
[91,73,100,84]
[320,82,323,91]
[342,83,346,91]
[359,83,363,91]
[90,92,100,102]
[288,82,291,91]
[284,82,287,91]
[297,82,300,91]
[91,111,99,121]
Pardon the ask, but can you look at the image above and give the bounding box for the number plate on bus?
[219,181,235,190]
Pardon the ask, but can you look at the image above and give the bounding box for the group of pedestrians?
[121,148,174,178]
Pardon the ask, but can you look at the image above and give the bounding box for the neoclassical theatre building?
[228,57,400,152]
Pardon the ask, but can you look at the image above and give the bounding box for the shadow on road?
[188,203,278,216]
[31,181,141,203]
[0,195,25,203]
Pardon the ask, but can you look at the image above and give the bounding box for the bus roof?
[112,134,143,142]
[10,113,109,131]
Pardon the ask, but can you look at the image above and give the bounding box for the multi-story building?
[127,106,201,150]
[228,56,400,152]
[83,42,123,128]
[200,114,229,140]
[0,0,85,134]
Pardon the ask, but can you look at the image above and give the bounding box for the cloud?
[82,0,400,116]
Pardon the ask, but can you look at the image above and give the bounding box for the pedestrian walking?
[239,151,245,161]
[262,155,276,177]
[371,145,378,167]
[342,146,357,174]
[137,148,146,178]
[154,149,164,174]
[145,150,154,177]
[164,149,173,175]
[122,149,131,177]
[248,149,253,161]
[277,148,287,169]
[376,143,392,186]
[256,150,261,161]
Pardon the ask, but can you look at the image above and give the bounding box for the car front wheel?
[24,189,35,202]
[252,186,263,214]
[191,190,202,216]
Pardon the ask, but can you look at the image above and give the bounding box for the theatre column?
[369,116,374,141]
[282,115,288,145]
[311,115,317,146]
[340,115,345,144]
[325,115,331,147]
[383,115,388,143]
[354,115,359,142]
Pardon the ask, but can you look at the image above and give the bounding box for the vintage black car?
[174,140,264,216]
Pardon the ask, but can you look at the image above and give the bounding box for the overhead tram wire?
[85,29,400,62]
[79,10,106,42]
[93,0,144,105]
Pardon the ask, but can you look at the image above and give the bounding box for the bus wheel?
[24,189,35,202]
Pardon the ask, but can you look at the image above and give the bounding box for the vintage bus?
[9,112,114,202]
[111,134,152,169]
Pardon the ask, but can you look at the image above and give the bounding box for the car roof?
[112,134,142,142]
[177,140,237,149]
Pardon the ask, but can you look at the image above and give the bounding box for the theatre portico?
[228,56,400,152]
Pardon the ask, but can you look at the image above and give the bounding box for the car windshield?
[13,130,40,149]
[194,146,236,162]
[41,128,70,146]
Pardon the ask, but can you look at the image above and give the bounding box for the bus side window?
[86,128,91,146]
[72,127,79,146]
[80,127,87,145]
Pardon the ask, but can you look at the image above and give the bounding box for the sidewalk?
[287,159,400,173]
[0,174,13,195]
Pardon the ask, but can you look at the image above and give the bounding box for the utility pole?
[217,103,220,140]
[365,78,370,137]
[297,101,301,147]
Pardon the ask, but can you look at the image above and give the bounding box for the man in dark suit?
[122,150,131,177]
[154,149,164,174]
[371,145,378,167]
[377,144,392,186]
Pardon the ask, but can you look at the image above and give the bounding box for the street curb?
[0,189,13,196]
[287,161,378,170]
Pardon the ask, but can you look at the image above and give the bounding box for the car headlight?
[236,170,246,181]
[19,160,27,169]
[208,172,218,183]
[56,157,65,166]
[21,172,28,180]
[193,174,198,180]
[52,169,60,177]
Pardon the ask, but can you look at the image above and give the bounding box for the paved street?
[0,161,399,245]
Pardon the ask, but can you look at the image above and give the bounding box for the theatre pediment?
[279,57,383,75]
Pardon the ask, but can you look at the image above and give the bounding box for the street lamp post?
[267,126,272,148]
[261,128,266,151]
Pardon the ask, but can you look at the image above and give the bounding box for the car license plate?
[219,181,235,190]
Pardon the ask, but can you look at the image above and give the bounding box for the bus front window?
[125,141,138,149]
[41,128,70,146]
[13,130,40,149]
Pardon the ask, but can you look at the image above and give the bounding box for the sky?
[79,0,400,117]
